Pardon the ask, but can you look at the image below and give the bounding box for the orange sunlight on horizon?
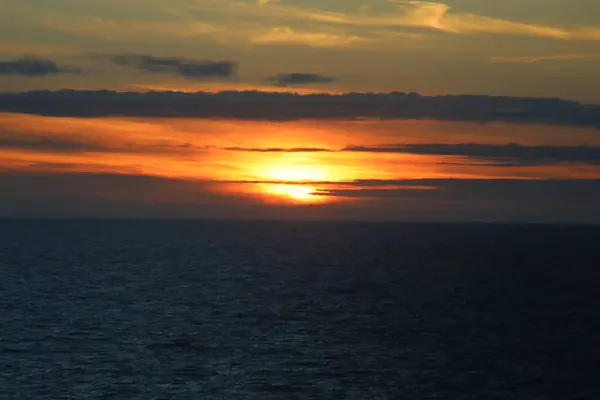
[261,184,326,203]
[3,113,600,206]
[251,161,334,203]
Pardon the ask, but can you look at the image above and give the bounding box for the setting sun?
[248,161,335,203]
[262,184,325,203]
[261,165,328,182]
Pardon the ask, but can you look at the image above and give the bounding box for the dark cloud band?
[108,54,237,80]
[0,57,80,76]
[2,173,599,222]
[221,143,600,166]
[268,73,335,86]
[1,90,598,128]
[343,143,600,166]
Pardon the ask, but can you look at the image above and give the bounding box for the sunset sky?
[1,0,600,222]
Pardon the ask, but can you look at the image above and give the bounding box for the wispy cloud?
[39,13,220,40]
[38,11,370,50]
[248,27,364,48]
[25,0,600,60]
[490,54,600,64]
[243,0,600,41]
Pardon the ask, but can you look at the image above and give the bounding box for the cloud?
[289,0,600,41]
[267,73,336,86]
[342,143,600,166]
[39,13,220,41]
[317,177,600,193]
[3,170,600,222]
[40,12,369,50]
[0,171,236,218]
[248,27,364,48]
[0,57,80,76]
[217,142,600,167]
[313,187,435,198]
[108,55,238,80]
[490,54,600,64]
[232,0,600,42]
[0,136,200,155]
[211,177,600,222]
[31,0,600,53]
[1,90,599,128]
[0,137,109,153]
[0,126,203,155]
[0,170,351,220]
[234,175,600,200]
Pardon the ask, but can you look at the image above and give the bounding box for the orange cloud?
[245,0,600,42]
[490,54,600,64]
[249,27,365,48]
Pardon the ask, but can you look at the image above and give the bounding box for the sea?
[1,220,599,399]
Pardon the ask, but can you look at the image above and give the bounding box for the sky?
[1,0,600,222]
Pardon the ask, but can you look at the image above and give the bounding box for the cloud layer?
[1,90,598,128]
[268,73,336,86]
[2,172,600,222]
[342,143,600,166]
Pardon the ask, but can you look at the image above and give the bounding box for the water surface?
[1,220,598,399]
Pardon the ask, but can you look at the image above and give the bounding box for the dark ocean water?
[1,220,599,399]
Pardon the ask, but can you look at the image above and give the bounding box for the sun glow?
[262,184,325,203]
[251,162,333,203]
[261,165,328,182]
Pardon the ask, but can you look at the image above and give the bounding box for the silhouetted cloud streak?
[312,177,600,192]
[0,137,108,152]
[221,143,600,166]
[268,73,335,86]
[0,132,201,154]
[220,177,600,196]
[109,55,237,79]
[0,57,80,76]
[1,90,599,128]
[343,143,600,166]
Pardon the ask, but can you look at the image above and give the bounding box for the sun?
[262,184,326,203]
[251,163,332,203]
[262,165,327,182]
